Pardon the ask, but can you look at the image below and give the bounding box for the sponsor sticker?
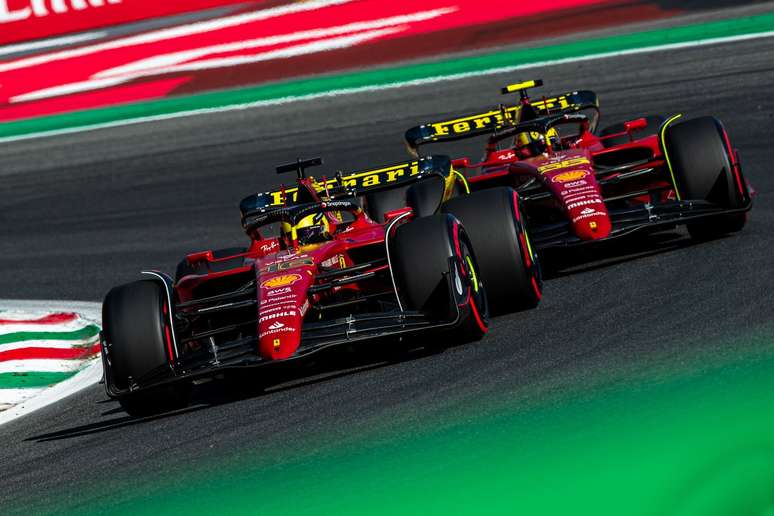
[538,157,590,174]
[261,274,302,289]
[262,257,314,274]
[259,241,279,254]
[562,180,589,188]
[552,170,589,183]
[266,287,292,297]
[566,199,604,210]
[572,208,604,223]
[259,310,297,323]
[260,295,295,307]
[321,254,346,269]
[260,326,296,338]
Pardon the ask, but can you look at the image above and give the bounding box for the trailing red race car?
[405,80,753,250]
[101,156,540,416]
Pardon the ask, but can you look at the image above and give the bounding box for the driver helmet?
[514,128,559,157]
[281,212,330,245]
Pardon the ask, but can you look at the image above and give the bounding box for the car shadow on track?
[540,230,705,279]
[25,345,441,443]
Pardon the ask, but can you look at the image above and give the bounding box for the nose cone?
[258,310,302,360]
[571,208,612,240]
[257,272,311,360]
[543,163,612,241]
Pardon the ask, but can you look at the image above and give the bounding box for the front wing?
[530,199,753,250]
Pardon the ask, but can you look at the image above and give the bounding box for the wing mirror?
[624,118,648,133]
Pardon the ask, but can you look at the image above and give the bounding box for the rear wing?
[405,90,599,151]
[245,155,453,209]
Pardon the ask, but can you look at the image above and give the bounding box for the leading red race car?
[100,156,540,416]
[405,80,753,250]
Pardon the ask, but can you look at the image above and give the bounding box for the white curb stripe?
[0,359,88,374]
[0,301,102,426]
[0,338,99,353]
[0,358,103,426]
[0,388,46,404]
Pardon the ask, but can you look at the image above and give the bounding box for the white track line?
[0,0,354,73]
[0,32,106,57]
[2,28,773,146]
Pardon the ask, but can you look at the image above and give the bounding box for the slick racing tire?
[442,187,541,315]
[175,247,247,283]
[103,280,190,417]
[662,116,749,240]
[391,214,488,344]
[598,115,664,148]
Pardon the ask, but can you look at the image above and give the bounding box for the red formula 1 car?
[405,80,752,251]
[100,156,539,416]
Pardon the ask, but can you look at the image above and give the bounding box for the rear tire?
[662,116,748,240]
[442,187,541,315]
[390,214,488,344]
[598,115,664,148]
[103,280,190,417]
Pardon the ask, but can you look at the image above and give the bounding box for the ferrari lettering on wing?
[266,162,421,206]
[429,106,521,138]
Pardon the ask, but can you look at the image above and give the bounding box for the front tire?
[662,116,749,240]
[103,280,190,417]
[442,187,541,315]
[390,214,488,344]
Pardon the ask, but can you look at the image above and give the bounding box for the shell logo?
[552,170,589,183]
[261,274,302,289]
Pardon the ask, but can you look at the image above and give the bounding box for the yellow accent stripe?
[465,255,479,293]
[504,80,538,93]
[453,169,470,194]
[523,227,535,262]
[660,114,684,201]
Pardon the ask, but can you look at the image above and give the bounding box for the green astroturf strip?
[2,12,774,139]
[48,344,774,516]
[0,325,100,346]
[0,371,77,388]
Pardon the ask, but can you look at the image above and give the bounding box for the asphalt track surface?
[0,35,773,511]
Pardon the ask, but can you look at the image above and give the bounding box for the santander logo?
[0,0,121,23]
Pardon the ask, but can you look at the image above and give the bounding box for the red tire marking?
[467,287,488,334]
[720,126,745,197]
[531,276,542,301]
[162,302,175,362]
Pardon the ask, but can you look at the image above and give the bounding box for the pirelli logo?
[267,162,421,206]
[429,106,521,139]
[532,95,572,112]
[426,94,574,140]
